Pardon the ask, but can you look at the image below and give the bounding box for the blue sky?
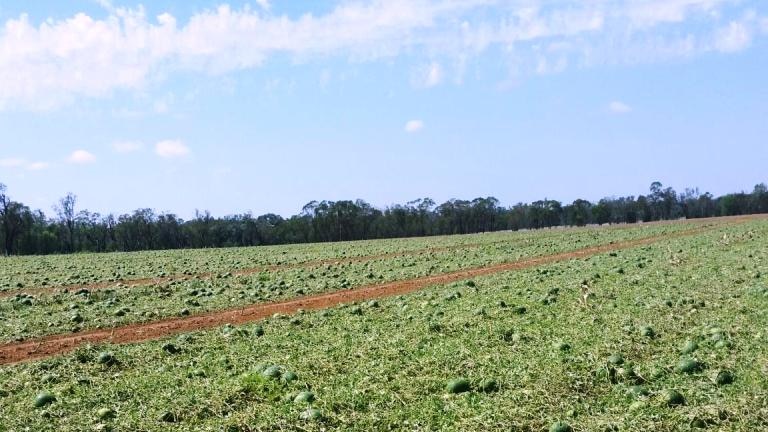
[1,0,767,219]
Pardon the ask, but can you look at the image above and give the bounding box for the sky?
[0,0,767,219]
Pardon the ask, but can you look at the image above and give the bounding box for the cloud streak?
[67,150,97,164]
[609,101,632,114]
[155,140,190,158]
[405,120,424,133]
[0,157,50,170]
[0,0,764,110]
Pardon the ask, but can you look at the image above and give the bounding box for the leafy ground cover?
[0,218,765,430]
[0,222,710,342]
[0,221,702,291]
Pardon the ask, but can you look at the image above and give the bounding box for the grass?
[0,219,766,431]
[0,221,706,342]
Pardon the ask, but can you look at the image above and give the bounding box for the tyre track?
[0,220,736,366]
[0,241,507,299]
[0,216,733,299]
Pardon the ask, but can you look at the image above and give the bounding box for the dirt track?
[0,216,736,300]
[0,241,504,299]
[0,220,736,366]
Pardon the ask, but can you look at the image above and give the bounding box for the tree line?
[1,181,767,256]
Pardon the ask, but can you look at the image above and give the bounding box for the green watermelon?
[261,365,282,379]
[681,340,698,354]
[478,379,499,393]
[661,389,685,406]
[549,421,573,432]
[715,370,734,385]
[299,408,323,421]
[294,391,315,404]
[97,407,116,420]
[607,353,624,365]
[446,378,471,394]
[675,358,701,374]
[34,392,56,408]
[281,371,298,383]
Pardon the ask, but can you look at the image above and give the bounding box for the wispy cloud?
[0,157,51,170]
[0,158,26,168]
[714,20,752,52]
[0,1,764,110]
[27,161,50,170]
[412,61,443,88]
[255,0,271,11]
[608,101,632,114]
[405,120,424,133]
[67,150,96,164]
[155,140,190,158]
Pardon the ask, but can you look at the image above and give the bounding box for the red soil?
[0,220,736,366]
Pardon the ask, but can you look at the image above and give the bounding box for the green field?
[1,218,767,431]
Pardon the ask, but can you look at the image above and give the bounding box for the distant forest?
[1,181,767,256]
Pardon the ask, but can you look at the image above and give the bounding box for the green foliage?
[0,219,766,431]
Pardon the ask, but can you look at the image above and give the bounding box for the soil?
[0,219,742,366]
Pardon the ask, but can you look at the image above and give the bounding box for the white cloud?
[255,0,271,11]
[0,157,26,168]
[26,161,50,170]
[153,93,174,114]
[0,1,764,109]
[608,101,632,113]
[714,21,752,52]
[112,141,144,153]
[404,120,424,133]
[94,0,115,12]
[67,149,96,164]
[413,61,443,87]
[155,139,190,158]
[624,0,726,28]
[1,157,51,170]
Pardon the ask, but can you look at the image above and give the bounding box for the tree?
[55,193,77,252]
[1,178,767,256]
[751,183,768,213]
[565,199,592,226]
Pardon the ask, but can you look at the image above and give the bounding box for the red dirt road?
[1,215,736,300]
[0,221,734,366]
[0,241,512,300]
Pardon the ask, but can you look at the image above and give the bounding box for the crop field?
[0,216,767,431]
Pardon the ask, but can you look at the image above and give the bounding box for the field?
[0,216,766,431]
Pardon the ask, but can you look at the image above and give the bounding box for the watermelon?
[661,389,685,406]
[253,325,265,337]
[281,371,298,383]
[627,385,648,398]
[299,408,323,421]
[675,358,701,374]
[715,370,734,385]
[261,365,282,379]
[294,391,315,404]
[549,421,573,432]
[478,379,499,393]
[446,378,471,394]
[681,340,698,355]
[639,326,655,338]
[97,352,117,366]
[159,411,178,422]
[161,343,180,354]
[34,392,56,408]
[97,407,116,420]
